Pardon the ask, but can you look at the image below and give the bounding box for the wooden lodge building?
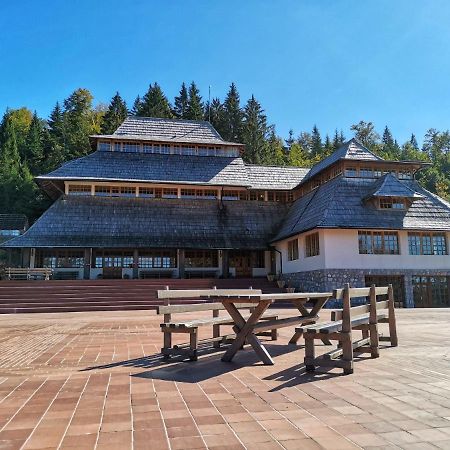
[2,117,450,308]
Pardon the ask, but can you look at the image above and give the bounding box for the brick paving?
[0,308,449,449]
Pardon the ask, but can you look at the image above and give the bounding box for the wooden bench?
[4,267,53,281]
[298,284,397,375]
[157,288,278,361]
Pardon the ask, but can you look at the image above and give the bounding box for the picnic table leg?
[221,300,274,365]
[289,297,332,345]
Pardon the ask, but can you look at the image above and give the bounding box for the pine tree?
[241,95,270,164]
[324,134,333,156]
[382,126,394,147]
[44,102,66,170]
[333,129,346,150]
[222,83,243,142]
[101,92,128,134]
[310,125,322,159]
[267,129,286,165]
[288,142,311,167]
[131,96,142,115]
[186,82,204,120]
[25,112,44,173]
[207,98,226,136]
[286,129,295,149]
[0,112,23,212]
[174,82,189,119]
[410,133,419,150]
[137,83,173,118]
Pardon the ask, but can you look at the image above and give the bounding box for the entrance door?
[413,276,450,307]
[229,251,252,277]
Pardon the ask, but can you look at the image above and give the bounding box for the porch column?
[29,248,36,268]
[7,249,12,267]
[178,249,185,279]
[22,248,30,268]
[221,250,229,278]
[133,249,139,279]
[83,248,91,280]
[270,249,277,274]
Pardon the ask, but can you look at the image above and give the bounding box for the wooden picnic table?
[215,292,332,365]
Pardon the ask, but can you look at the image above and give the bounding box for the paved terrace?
[0,309,449,450]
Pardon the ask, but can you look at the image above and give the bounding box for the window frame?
[287,239,299,261]
[358,230,400,255]
[408,232,448,256]
[305,232,320,258]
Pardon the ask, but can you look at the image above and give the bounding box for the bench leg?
[388,315,398,347]
[189,329,198,361]
[271,328,278,341]
[163,331,172,359]
[369,323,379,358]
[304,334,316,371]
[289,330,303,345]
[341,332,354,374]
[213,323,221,348]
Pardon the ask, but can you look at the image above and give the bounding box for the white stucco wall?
[275,229,450,272]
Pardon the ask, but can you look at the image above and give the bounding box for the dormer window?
[379,198,405,210]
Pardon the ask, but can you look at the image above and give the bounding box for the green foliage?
[186,82,204,120]
[1,81,450,225]
[101,92,128,134]
[241,95,271,164]
[222,83,243,142]
[174,83,189,119]
[137,83,173,118]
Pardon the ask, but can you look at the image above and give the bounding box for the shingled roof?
[272,175,450,242]
[1,197,288,250]
[364,173,424,200]
[246,165,309,190]
[304,138,382,181]
[37,152,250,188]
[91,116,241,146]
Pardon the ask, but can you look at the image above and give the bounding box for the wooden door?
[230,251,252,277]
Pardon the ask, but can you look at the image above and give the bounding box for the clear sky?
[1,0,450,144]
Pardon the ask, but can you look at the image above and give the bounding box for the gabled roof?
[91,116,241,146]
[364,173,424,200]
[1,197,288,250]
[272,176,450,242]
[245,165,309,190]
[304,138,383,181]
[37,152,250,188]
[0,214,28,231]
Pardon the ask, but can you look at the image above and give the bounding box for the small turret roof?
[364,173,424,200]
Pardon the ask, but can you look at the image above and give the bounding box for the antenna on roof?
[208,85,211,123]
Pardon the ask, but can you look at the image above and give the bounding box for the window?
[36,250,84,268]
[182,146,195,155]
[239,191,249,200]
[204,190,218,199]
[398,170,412,180]
[160,144,170,154]
[94,250,133,268]
[222,190,239,200]
[345,167,357,177]
[358,230,399,255]
[180,189,197,198]
[138,250,177,268]
[0,229,20,236]
[95,186,110,196]
[122,142,140,152]
[171,145,181,155]
[113,142,121,152]
[413,276,450,307]
[249,191,265,201]
[408,232,447,255]
[305,232,320,257]
[162,188,178,198]
[197,146,208,156]
[98,141,111,151]
[68,185,91,196]
[185,250,218,267]
[360,167,373,178]
[143,144,154,153]
[139,187,154,198]
[287,239,299,261]
[379,198,405,209]
[120,187,136,197]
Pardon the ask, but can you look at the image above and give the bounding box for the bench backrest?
[331,284,394,332]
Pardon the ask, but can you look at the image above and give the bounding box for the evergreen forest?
[1,82,449,222]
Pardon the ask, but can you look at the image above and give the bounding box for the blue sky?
[1,0,450,144]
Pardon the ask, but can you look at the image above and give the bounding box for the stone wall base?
[283,268,450,308]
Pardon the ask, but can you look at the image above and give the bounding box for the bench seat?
[161,312,277,330]
[298,312,388,335]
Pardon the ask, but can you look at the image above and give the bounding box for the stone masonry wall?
[283,268,450,308]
